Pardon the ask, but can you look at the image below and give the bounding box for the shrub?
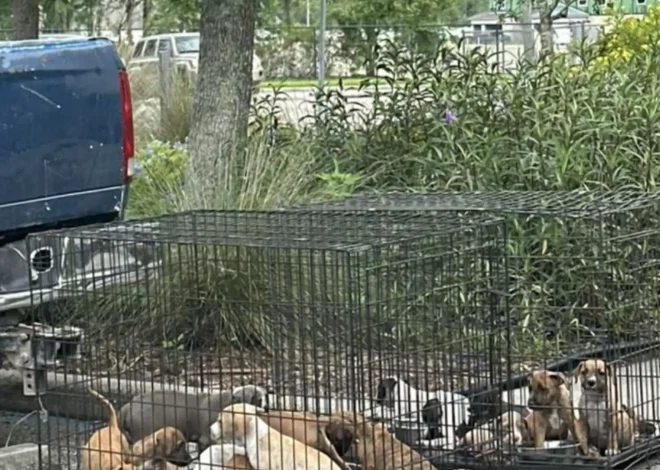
[593,5,660,69]
[81,38,660,354]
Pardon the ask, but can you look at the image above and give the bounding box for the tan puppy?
[525,370,590,455]
[575,359,635,455]
[81,387,134,470]
[257,410,351,470]
[498,411,527,447]
[130,426,190,465]
[329,411,434,470]
[210,403,342,470]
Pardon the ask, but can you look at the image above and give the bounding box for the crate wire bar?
[292,190,660,470]
[28,209,508,470]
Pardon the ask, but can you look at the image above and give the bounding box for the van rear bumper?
[0,186,126,233]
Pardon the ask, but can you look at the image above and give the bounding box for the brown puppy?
[525,370,589,455]
[575,359,635,456]
[329,411,435,470]
[257,410,351,470]
[81,387,134,470]
[130,426,190,466]
[210,403,342,470]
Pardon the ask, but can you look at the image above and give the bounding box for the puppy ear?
[574,361,586,378]
[550,372,566,387]
[607,362,616,379]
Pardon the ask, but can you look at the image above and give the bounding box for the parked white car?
[128,32,264,89]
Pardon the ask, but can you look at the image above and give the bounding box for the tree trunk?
[125,0,135,44]
[142,0,150,36]
[283,0,291,25]
[186,0,256,200]
[11,0,38,40]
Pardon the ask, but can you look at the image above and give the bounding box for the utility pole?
[521,0,535,62]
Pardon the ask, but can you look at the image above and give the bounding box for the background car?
[129,32,264,91]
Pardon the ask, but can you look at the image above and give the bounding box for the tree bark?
[11,0,38,40]
[186,0,256,199]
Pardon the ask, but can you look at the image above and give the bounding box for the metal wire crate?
[293,190,660,470]
[26,209,508,469]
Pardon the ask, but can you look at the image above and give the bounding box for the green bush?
[81,38,660,355]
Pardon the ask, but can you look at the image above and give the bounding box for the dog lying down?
[120,385,269,451]
[192,443,254,470]
[328,411,435,470]
[257,409,352,470]
[210,403,344,470]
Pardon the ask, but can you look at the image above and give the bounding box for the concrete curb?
[0,443,48,470]
[0,369,373,422]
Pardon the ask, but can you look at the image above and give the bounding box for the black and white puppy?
[369,376,470,450]
[119,384,269,452]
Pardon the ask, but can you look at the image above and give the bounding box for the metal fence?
[24,190,660,469]
[1,22,606,81]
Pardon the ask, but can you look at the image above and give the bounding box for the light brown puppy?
[130,426,190,465]
[257,410,351,470]
[525,370,589,455]
[328,411,434,470]
[81,387,134,470]
[210,403,342,470]
[575,359,635,456]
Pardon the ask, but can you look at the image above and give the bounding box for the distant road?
[255,87,375,125]
[133,86,377,131]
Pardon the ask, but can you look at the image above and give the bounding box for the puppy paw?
[586,446,601,458]
[605,448,620,456]
[417,438,444,449]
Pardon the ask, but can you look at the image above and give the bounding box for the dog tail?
[622,404,659,438]
[88,387,122,433]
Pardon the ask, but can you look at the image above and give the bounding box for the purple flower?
[444,110,456,123]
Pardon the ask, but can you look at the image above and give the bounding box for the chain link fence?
[1,22,606,81]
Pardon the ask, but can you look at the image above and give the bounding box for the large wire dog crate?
[27,209,507,469]
[293,190,660,470]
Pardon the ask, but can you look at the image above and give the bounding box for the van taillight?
[119,70,134,184]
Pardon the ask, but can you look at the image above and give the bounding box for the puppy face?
[527,370,567,411]
[375,377,398,407]
[159,428,191,465]
[232,385,269,411]
[210,403,258,446]
[324,421,356,456]
[575,359,612,394]
[132,426,191,465]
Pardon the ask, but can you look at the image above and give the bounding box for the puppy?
[460,427,496,454]
[526,370,589,455]
[416,395,471,450]
[210,403,342,470]
[192,443,254,470]
[575,359,635,455]
[622,404,659,438]
[81,387,133,470]
[256,409,351,470]
[130,426,190,466]
[498,411,526,447]
[329,411,435,470]
[421,398,443,439]
[119,385,268,451]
